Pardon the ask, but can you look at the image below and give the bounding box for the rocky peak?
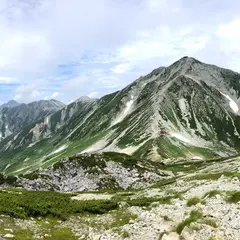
[76,96,97,103]
[0,100,20,110]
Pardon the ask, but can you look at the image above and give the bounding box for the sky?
[0,0,240,104]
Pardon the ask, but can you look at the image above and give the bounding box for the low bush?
[201,218,217,228]
[226,191,240,203]
[0,189,118,220]
[176,210,203,234]
[186,197,203,206]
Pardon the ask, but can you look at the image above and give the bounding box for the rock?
[88,233,101,240]
[162,232,180,240]
[231,177,239,183]
[3,234,14,238]
[181,226,195,240]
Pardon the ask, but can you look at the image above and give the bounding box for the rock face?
[0,57,239,174]
[0,99,65,140]
[16,152,170,192]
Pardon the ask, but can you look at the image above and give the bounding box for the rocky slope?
[0,57,240,175]
[0,99,65,141]
[0,155,239,240]
[0,152,172,191]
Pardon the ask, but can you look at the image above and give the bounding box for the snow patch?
[170,132,191,144]
[220,92,239,113]
[49,145,68,155]
[191,156,203,160]
[178,98,187,112]
[28,141,39,148]
[117,145,140,155]
[81,139,107,153]
[45,117,49,125]
[72,193,113,201]
[112,96,134,125]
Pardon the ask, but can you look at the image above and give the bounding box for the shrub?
[201,218,217,228]
[203,190,223,199]
[226,191,240,203]
[126,195,174,207]
[186,197,202,206]
[176,210,203,234]
[0,189,118,220]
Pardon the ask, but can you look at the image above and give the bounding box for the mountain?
[0,100,20,110]
[0,56,239,175]
[0,99,65,140]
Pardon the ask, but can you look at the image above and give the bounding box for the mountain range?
[0,56,239,175]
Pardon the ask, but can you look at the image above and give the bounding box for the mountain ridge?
[0,56,239,175]
[0,99,65,141]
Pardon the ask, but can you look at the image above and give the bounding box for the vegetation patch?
[0,173,18,186]
[175,210,203,234]
[201,218,218,228]
[186,171,239,181]
[0,189,118,220]
[45,227,77,240]
[186,197,203,206]
[203,190,223,199]
[107,210,137,229]
[150,177,178,188]
[226,191,240,203]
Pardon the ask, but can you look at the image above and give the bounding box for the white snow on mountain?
[220,92,239,113]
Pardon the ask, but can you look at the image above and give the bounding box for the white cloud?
[0,77,18,83]
[44,91,59,100]
[88,92,99,98]
[51,92,59,98]
[0,33,51,71]
[216,18,240,39]
[216,18,240,52]
[111,63,133,74]
[0,0,239,104]
[14,82,43,103]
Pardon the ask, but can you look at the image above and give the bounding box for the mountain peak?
[76,96,97,103]
[178,56,200,63]
[0,100,20,109]
[6,100,19,106]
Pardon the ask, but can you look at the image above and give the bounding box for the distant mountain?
[0,57,239,175]
[0,100,20,110]
[0,99,65,140]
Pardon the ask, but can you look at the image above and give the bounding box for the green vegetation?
[201,218,217,228]
[121,230,130,238]
[150,177,178,188]
[208,237,217,240]
[0,173,19,186]
[203,190,223,199]
[186,171,239,181]
[108,210,137,229]
[226,191,240,203]
[0,188,181,222]
[186,197,203,206]
[0,189,118,220]
[175,210,203,234]
[5,229,34,240]
[45,228,77,240]
[163,215,172,221]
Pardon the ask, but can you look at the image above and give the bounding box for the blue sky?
[0,0,240,104]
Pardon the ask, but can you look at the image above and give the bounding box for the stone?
[162,232,180,240]
[181,226,195,240]
[89,234,101,240]
[3,234,14,238]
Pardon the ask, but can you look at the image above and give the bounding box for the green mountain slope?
[0,57,239,175]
